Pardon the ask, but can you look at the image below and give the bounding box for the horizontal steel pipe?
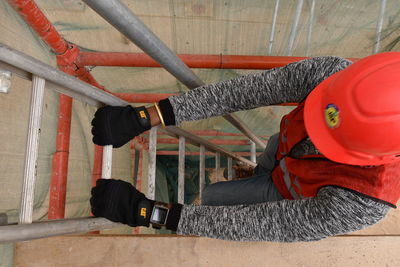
[78,52,306,69]
[78,52,359,69]
[157,151,262,157]
[157,138,252,146]
[0,217,120,243]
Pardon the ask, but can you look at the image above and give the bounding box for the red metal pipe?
[114,93,178,103]
[156,151,262,156]
[48,95,72,219]
[6,0,68,54]
[77,52,307,69]
[78,52,359,70]
[157,138,252,146]
[190,130,270,138]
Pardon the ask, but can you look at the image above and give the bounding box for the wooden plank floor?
[15,235,400,267]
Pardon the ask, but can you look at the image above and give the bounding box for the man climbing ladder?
[90,53,400,242]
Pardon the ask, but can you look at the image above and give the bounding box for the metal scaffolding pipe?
[82,0,202,89]
[373,0,387,54]
[223,114,265,148]
[157,151,262,157]
[102,146,113,179]
[78,52,310,70]
[0,218,120,243]
[82,0,265,149]
[267,0,280,55]
[157,138,252,146]
[250,141,257,163]
[305,0,316,56]
[6,0,68,54]
[48,94,71,219]
[0,44,126,107]
[189,130,271,138]
[287,0,304,56]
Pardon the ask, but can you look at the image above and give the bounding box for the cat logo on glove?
[140,208,147,218]
[324,104,340,128]
[139,111,147,119]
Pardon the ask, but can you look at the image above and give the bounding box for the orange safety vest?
[271,102,400,207]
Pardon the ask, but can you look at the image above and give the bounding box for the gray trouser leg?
[202,134,283,206]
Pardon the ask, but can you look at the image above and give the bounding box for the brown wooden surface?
[15,235,400,267]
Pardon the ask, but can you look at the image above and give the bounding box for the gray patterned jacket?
[168,57,391,242]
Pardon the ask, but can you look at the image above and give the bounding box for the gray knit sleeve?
[169,57,352,124]
[176,187,390,242]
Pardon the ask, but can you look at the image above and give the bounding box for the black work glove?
[90,179,154,227]
[91,105,151,148]
[90,179,183,230]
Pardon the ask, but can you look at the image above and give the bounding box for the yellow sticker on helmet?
[324,104,340,128]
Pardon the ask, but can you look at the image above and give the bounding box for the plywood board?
[15,235,400,267]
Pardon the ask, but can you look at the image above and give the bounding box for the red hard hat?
[304,52,400,166]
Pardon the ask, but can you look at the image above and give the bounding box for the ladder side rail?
[19,75,45,224]
[147,126,158,200]
[102,146,113,179]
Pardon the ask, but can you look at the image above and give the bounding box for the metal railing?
[0,43,257,243]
